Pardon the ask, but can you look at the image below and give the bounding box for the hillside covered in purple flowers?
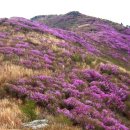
[32,11,130,70]
[0,12,130,129]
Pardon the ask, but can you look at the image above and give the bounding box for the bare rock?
[22,119,48,129]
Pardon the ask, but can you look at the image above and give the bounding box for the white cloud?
[0,0,130,25]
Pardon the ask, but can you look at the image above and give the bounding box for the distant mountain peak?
[66,11,82,16]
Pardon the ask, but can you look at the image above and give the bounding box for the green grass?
[21,100,37,121]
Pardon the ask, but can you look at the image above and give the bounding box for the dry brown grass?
[0,99,25,129]
[43,115,82,130]
[0,102,82,130]
[0,62,52,86]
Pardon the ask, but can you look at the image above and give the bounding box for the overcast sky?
[0,0,130,25]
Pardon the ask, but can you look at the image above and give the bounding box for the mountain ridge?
[31,11,127,31]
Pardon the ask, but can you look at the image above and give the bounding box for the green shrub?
[85,56,94,65]
[71,53,82,62]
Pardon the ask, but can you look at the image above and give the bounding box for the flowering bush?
[7,66,130,129]
[99,63,119,75]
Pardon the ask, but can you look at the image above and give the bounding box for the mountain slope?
[0,17,130,129]
[32,12,130,71]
